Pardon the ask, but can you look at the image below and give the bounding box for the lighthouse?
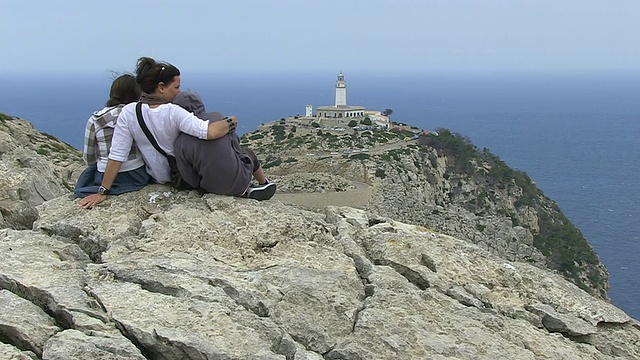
[316,72,365,118]
[335,72,346,107]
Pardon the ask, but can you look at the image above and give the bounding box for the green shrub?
[271,125,286,141]
[286,136,304,147]
[263,157,282,169]
[419,129,477,174]
[534,210,602,292]
[349,153,370,160]
[389,128,414,138]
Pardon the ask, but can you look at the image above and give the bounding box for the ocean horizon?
[1,70,638,320]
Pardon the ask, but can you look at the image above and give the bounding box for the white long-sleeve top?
[108,102,209,183]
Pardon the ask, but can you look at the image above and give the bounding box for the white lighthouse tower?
[334,72,347,107]
[316,72,365,118]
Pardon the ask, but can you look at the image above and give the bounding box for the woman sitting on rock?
[78,57,274,209]
[74,74,150,198]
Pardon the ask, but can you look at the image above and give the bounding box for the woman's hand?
[208,116,239,140]
[78,193,107,209]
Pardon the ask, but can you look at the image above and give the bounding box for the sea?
[1,70,638,320]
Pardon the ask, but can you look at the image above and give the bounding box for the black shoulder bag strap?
[135,102,168,157]
[135,102,191,190]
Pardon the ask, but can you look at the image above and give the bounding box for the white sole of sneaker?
[247,183,276,201]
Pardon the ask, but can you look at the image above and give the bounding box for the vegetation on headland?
[419,129,603,293]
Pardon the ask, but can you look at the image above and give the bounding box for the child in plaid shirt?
[74,74,150,198]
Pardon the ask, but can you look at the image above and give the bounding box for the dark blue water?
[1,71,638,320]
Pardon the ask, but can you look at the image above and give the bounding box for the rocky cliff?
[242,119,609,299]
[0,114,638,359]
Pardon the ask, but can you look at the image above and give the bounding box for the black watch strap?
[98,186,110,195]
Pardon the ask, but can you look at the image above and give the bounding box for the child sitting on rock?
[172,91,275,200]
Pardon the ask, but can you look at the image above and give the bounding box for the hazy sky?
[2,0,639,75]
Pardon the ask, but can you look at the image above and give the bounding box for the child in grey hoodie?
[172,91,275,200]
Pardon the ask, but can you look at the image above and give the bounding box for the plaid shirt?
[83,105,143,172]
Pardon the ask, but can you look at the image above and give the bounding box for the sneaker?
[246,182,276,201]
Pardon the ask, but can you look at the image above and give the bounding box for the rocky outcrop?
[0,187,637,359]
[0,115,84,230]
[0,114,634,359]
[364,141,610,299]
[243,120,609,299]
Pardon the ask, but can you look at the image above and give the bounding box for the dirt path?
[272,181,373,210]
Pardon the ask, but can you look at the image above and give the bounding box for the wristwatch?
[98,186,110,195]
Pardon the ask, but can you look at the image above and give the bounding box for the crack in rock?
[0,324,50,359]
[372,259,430,290]
[208,278,270,317]
[444,285,485,308]
[420,253,437,273]
[0,276,72,330]
[271,331,325,360]
[38,224,105,263]
[338,248,374,336]
[109,320,158,360]
[525,303,597,340]
[108,271,187,298]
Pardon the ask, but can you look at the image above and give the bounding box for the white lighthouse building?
[335,72,347,107]
[316,72,365,118]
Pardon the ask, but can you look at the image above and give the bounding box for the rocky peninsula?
[0,112,638,359]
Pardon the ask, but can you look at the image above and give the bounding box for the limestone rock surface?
[0,116,84,230]
[0,186,637,359]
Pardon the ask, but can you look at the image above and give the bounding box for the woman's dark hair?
[105,74,142,107]
[135,57,180,94]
